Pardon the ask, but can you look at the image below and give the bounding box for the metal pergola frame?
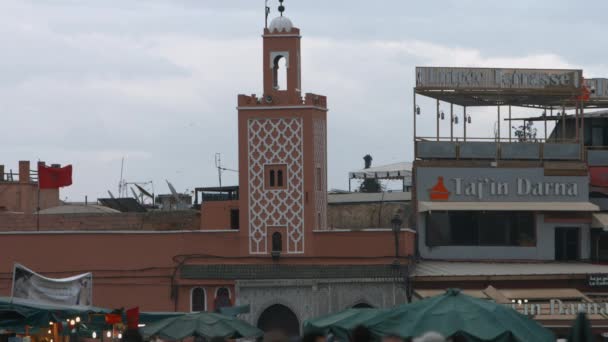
[412,68,608,145]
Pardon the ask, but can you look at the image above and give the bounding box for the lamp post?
[391,214,403,259]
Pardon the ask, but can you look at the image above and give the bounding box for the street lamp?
[391,214,403,259]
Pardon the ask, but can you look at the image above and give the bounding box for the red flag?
[38,163,72,189]
[126,307,139,329]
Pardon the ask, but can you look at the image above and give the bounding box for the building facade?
[0,8,415,339]
[410,66,608,338]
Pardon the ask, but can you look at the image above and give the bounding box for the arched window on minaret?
[269,170,276,187]
[277,169,284,187]
[272,232,283,252]
[273,55,287,90]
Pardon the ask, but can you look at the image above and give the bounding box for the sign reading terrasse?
[416,167,589,202]
[416,67,582,90]
[587,78,608,98]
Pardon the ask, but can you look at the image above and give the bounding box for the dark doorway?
[272,232,283,252]
[555,227,580,261]
[352,302,373,309]
[214,287,231,312]
[257,304,299,338]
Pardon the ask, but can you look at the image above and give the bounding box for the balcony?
[193,186,239,208]
[415,139,582,161]
[412,67,593,162]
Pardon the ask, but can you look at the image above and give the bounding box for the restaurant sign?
[513,299,608,316]
[588,274,608,287]
[416,167,588,202]
[587,78,608,98]
[416,67,582,90]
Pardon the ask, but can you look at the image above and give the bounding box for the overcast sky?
[2,0,608,202]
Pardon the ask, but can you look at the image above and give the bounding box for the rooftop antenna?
[215,153,239,193]
[118,157,125,197]
[265,0,270,28]
[278,0,285,16]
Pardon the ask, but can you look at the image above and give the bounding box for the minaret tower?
[237,1,328,255]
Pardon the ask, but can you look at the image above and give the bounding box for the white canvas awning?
[592,213,608,230]
[349,162,412,180]
[418,201,599,212]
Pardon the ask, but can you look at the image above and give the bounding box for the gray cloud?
[1,0,607,201]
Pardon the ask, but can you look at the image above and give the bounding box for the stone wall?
[327,202,411,229]
[0,211,200,231]
[236,279,409,330]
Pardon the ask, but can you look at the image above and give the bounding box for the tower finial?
[278,0,285,17]
[265,0,270,28]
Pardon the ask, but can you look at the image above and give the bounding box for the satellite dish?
[107,191,116,199]
[130,187,140,203]
[135,184,153,199]
[166,180,189,209]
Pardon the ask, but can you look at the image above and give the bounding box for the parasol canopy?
[141,311,263,340]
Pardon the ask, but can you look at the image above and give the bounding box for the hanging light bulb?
[440,111,445,120]
[75,316,81,323]
[48,330,52,335]
[92,332,97,339]
[118,333,123,339]
[467,116,472,124]
[106,331,112,338]
[70,319,76,326]
[416,105,421,115]
[49,322,54,326]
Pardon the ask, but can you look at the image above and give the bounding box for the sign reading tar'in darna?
[416,168,589,202]
[514,299,608,316]
[416,67,582,90]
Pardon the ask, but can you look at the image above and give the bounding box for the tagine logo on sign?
[429,177,450,201]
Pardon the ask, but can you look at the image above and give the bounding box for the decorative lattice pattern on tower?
[313,118,328,230]
[248,118,304,254]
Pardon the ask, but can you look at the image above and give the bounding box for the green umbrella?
[141,311,263,340]
[303,308,385,341]
[368,289,555,342]
[568,312,594,342]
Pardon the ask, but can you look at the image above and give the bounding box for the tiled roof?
[180,264,404,280]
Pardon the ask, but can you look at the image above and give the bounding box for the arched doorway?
[352,302,374,309]
[257,304,300,338]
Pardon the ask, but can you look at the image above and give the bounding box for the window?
[427,211,536,247]
[230,209,239,230]
[555,227,580,261]
[265,165,287,190]
[277,170,284,187]
[191,287,206,312]
[273,55,287,90]
[214,287,231,312]
[272,232,283,252]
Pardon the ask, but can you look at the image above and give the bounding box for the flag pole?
[36,161,40,231]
